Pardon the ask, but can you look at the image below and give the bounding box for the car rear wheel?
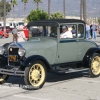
[89,53,100,77]
[24,60,46,90]
[0,74,9,84]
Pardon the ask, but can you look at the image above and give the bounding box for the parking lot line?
[13,95,50,100]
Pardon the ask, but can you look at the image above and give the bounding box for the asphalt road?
[0,35,100,100]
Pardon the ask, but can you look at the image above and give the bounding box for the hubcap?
[29,63,45,87]
[91,56,100,75]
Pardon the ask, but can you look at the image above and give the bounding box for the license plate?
[9,55,17,62]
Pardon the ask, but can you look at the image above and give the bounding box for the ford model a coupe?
[0,19,100,90]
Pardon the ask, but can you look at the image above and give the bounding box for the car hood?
[19,37,57,57]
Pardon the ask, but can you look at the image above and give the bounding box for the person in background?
[12,25,18,42]
[60,26,73,38]
[17,26,28,42]
[90,24,93,38]
[91,23,97,39]
[23,25,29,39]
[86,23,90,39]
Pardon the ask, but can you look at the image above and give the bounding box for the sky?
[5,0,100,18]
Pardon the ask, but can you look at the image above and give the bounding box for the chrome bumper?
[0,68,25,76]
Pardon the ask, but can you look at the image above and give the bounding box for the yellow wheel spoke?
[29,63,45,87]
[91,56,100,75]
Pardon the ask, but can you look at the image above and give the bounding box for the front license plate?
[9,55,17,62]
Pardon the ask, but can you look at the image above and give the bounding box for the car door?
[56,24,79,64]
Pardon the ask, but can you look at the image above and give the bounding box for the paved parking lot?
[0,35,100,100]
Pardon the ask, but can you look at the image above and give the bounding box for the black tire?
[89,53,100,77]
[0,35,3,38]
[0,74,9,84]
[24,60,47,90]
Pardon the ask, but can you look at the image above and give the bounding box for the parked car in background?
[2,26,11,33]
[0,30,9,38]
[0,19,100,90]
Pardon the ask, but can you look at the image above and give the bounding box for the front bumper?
[0,68,25,76]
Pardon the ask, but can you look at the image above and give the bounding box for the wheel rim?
[91,56,100,75]
[0,75,7,82]
[29,63,45,87]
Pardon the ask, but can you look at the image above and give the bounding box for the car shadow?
[6,70,89,86]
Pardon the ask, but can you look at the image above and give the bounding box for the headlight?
[18,48,26,57]
[0,46,5,55]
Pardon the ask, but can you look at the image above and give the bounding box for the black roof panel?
[27,19,85,27]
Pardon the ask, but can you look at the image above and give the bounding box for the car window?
[78,24,84,38]
[29,26,57,39]
[60,24,77,39]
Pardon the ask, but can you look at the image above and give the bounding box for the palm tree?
[22,0,29,18]
[83,0,87,22]
[63,0,66,19]
[48,0,50,19]
[10,0,17,19]
[80,0,83,20]
[33,0,42,9]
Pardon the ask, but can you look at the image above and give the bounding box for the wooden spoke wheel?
[89,53,100,77]
[24,60,46,90]
[0,74,9,84]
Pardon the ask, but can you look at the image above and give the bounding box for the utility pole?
[4,0,6,34]
[83,0,87,22]
[48,0,50,19]
[63,0,66,19]
[80,0,83,20]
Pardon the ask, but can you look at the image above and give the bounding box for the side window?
[78,24,84,38]
[60,24,77,39]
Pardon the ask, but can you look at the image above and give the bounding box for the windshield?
[28,26,57,39]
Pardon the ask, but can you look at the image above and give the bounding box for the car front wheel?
[24,60,46,90]
[0,74,9,84]
[89,53,100,77]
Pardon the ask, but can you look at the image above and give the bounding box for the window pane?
[78,24,84,38]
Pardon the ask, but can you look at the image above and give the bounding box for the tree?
[80,0,83,20]
[98,18,100,25]
[50,12,64,19]
[33,0,42,9]
[48,0,50,19]
[0,0,11,19]
[83,0,87,22]
[63,0,66,18]
[10,0,17,19]
[22,0,29,18]
[27,9,48,22]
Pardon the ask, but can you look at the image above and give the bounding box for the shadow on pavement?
[6,70,89,86]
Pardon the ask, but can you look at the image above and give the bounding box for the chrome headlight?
[18,48,26,57]
[0,46,5,55]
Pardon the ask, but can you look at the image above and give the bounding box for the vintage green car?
[0,19,100,90]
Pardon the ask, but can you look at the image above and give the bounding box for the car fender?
[22,55,52,71]
[83,47,100,68]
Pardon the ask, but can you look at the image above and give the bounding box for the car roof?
[27,19,85,27]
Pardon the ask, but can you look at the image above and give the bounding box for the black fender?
[83,47,100,68]
[22,55,52,71]
[0,55,8,68]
